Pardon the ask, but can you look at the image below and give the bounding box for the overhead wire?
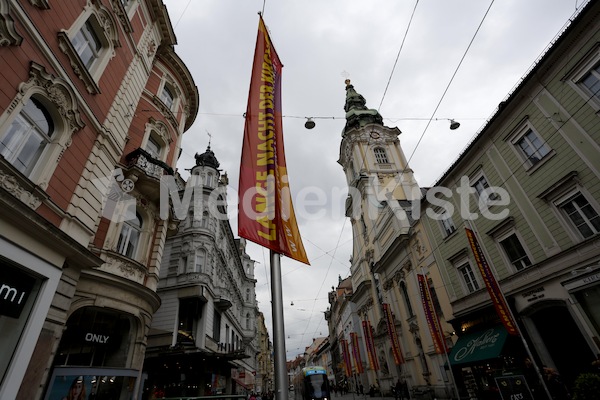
[344,0,495,271]
[303,0,422,344]
[310,0,495,352]
[300,217,348,346]
[267,0,584,360]
[405,0,495,168]
[394,67,600,333]
[378,0,420,111]
[174,0,484,358]
[326,0,593,349]
[164,0,584,359]
[300,0,424,346]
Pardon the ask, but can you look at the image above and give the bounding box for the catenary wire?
[164,0,577,360]
[327,1,594,350]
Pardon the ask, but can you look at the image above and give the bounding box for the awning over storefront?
[449,325,508,365]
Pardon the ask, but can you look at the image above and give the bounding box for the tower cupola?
[194,146,220,169]
[190,145,221,189]
[343,79,383,135]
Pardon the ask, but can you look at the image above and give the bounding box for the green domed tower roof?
[342,79,383,136]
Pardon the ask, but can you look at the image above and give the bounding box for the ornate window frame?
[57,1,120,94]
[0,62,84,188]
[0,0,24,45]
[143,118,170,162]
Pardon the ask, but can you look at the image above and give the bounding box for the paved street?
[330,393,398,400]
[290,391,402,400]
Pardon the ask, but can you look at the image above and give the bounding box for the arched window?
[206,172,213,187]
[145,135,161,159]
[54,307,131,368]
[374,147,389,164]
[160,84,175,110]
[246,288,250,302]
[246,313,251,330]
[117,212,142,258]
[0,97,54,176]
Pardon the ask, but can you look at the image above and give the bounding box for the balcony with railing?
[122,147,175,202]
[205,335,250,360]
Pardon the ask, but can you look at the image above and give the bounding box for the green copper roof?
[343,80,383,135]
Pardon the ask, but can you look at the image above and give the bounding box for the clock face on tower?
[370,132,380,139]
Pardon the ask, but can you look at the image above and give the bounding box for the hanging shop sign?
[449,325,508,365]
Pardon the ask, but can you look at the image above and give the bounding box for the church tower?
[338,79,420,293]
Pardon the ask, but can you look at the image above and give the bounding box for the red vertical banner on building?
[341,338,353,377]
[417,274,447,354]
[465,228,518,335]
[362,320,379,371]
[383,303,404,365]
[350,332,364,374]
[238,15,309,265]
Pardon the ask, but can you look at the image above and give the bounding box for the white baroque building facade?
[144,147,259,398]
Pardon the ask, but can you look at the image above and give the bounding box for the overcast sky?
[161,0,585,360]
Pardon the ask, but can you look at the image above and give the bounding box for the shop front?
[45,307,141,400]
[0,229,102,399]
[0,249,59,399]
[449,325,541,400]
[142,349,246,399]
[44,368,138,400]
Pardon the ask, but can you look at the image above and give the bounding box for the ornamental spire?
[343,79,383,135]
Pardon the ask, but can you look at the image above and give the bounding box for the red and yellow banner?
[383,303,404,365]
[341,338,353,377]
[350,332,364,374]
[417,274,447,354]
[465,228,518,335]
[362,320,379,371]
[238,16,309,265]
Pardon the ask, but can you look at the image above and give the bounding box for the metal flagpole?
[419,267,461,400]
[270,250,288,400]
